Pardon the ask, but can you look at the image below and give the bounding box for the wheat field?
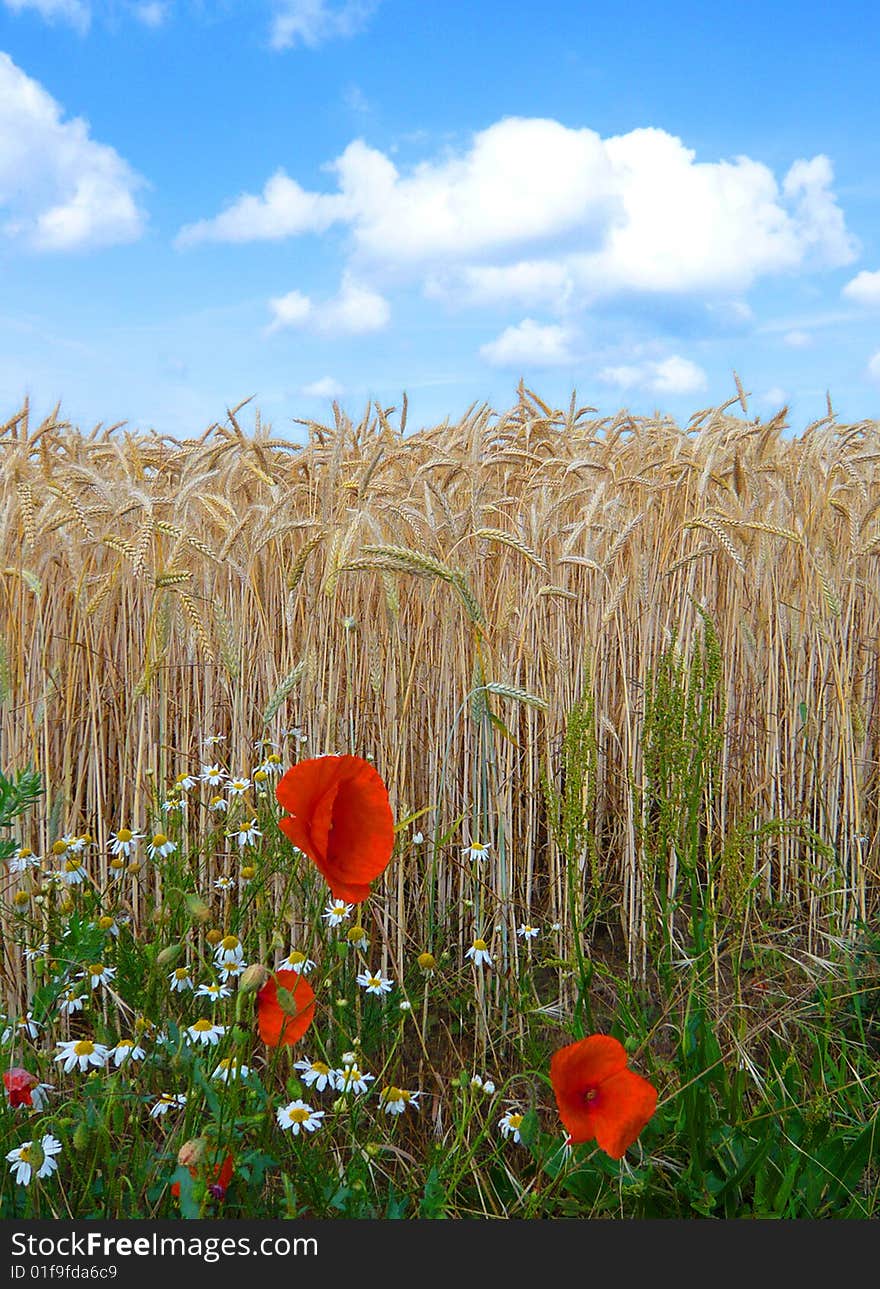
[2,383,878,991]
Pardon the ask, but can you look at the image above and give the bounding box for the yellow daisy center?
[73,1040,95,1056]
[473,938,488,952]
[88,963,105,976]
[18,1145,33,1163]
[311,1062,330,1076]
[288,950,305,965]
[174,968,189,980]
[110,858,124,869]
[289,1107,310,1124]
[221,935,240,951]
[152,833,168,847]
[192,1019,214,1032]
[52,840,68,855]
[116,829,132,843]
[98,916,114,930]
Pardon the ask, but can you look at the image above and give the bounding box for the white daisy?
[111,1038,146,1067]
[185,1019,226,1047]
[294,1059,335,1092]
[463,841,491,863]
[356,970,394,996]
[150,1092,187,1118]
[173,772,198,793]
[9,847,41,873]
[200,764,227,786]
[255,754,283,777]
[108,829,142,858]
[57,989,87,1017]
[213,875,235,891]
[333,1064,374,1096]
[168,967,194,993]
[208,794,230,814]
[276,1100,325,1134]
[379,1085,421,1115]
[22,943,49,962]
[282,727,308,744]
[79,963,116,990]
[227,778,252,798]
[214,935,244,967]
[95,915,122,937]
[465,937,492,968]
[147,833,176,861]
[229,819,262,848]
[203,734,226,748]
[212,1057,250,1083]
[195,981,232,1003]
[517,923,540,941]
[322,899,353,927]
[2,1014,42,1042]
[498,1110,526,1144]
[411,831,425,845]
[6,1134,62,1186]
[278,950,316,975]
[54,1039,110,1074]
[64,834,88,855]
[59,856,87,885]
[217,961,247,983]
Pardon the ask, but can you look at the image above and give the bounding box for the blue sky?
[2,0,880,439]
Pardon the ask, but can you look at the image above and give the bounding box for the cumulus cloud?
[783,329,813,348]
[300,376,345,398]
[0,52,146,251]
[269,1,377,51]
[599,355,707,396]
[176,169,343,248]
[2,0,90,31]
[267,276,389,335]
[479,319,577,368]
[842,270,880,307]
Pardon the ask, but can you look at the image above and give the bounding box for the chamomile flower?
[147,833,176,861]
[111,1038,146,1067]
[214,935,244,967]
[213,875,235,892]
[217,961,246,984]
[64,834,88,855]
[212,1057,250,1083]
[6,1134,62,1186]
[58,989,87,1017]
[466,937,492,968]
[276,1100,325,1134]
[2,1014,42,1043]
[54,1039,110,1073]
[200,764,227,787]
[227,777,252,798]
[79,963,116,990]
[168,967,194,993]
[23,943,49,963]
[333,1064,375,1096]
[95,915,122,937]
[278,950,316,975]
[208,794,229,814]
[322,899,353,927]
[411,831,424,845]
[463,841,491,863]
[173,772,198,793]
[150,1092,187,1118]
[59,856,87,886]
[346,925,369,951]
[379,1086,421,1115]
[203,734,226,749]
[498,1110,526,1144]
[195,981,232,1003]
[9,846,41,873]
[293,1059,335,1092]
[255,753,283,777]
[185,1019,226,1047]
[356,970,394,996]
[283,726,308,744]
[517,923,540,941]
[230,819,261,849]
[108,829,142,858]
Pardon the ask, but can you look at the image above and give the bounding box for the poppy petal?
[276,755,395,903]
[589,1068,658,1160]
[257,970,316,1047]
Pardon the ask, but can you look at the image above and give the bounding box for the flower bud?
[177,1138,208,1169]
[205,928,223,946]
[417,951,436,972]
[238,963,270,995]
[185,894,212,923]
[156,943,184,969]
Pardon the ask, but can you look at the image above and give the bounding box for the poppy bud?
[177,1138,208,1169]
[73,1122,90,1152]
[238,964,270,995]
[156,943,183,969]
[185,894,211,923]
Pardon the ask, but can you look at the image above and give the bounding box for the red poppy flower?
[275,755,395,904]
[172,1153,235,1202]
[257,970,316,1048]
[550,1034,657,1160]
[3,1067,38,1108]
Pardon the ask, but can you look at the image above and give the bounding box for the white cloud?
[179,118,857,311]
[842,270,880,307]
[269,1,377,51]
[783,329,813,348]
[599,355,707,395]
[176,169,343,248]
[267,276,389,336]
[132,1,167,26]
[300,376,345,398]
[868,351,880,382]
[2,0,90,32]
[759,386,788,406]
[0,52,146,251]
[479,319,577,368]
